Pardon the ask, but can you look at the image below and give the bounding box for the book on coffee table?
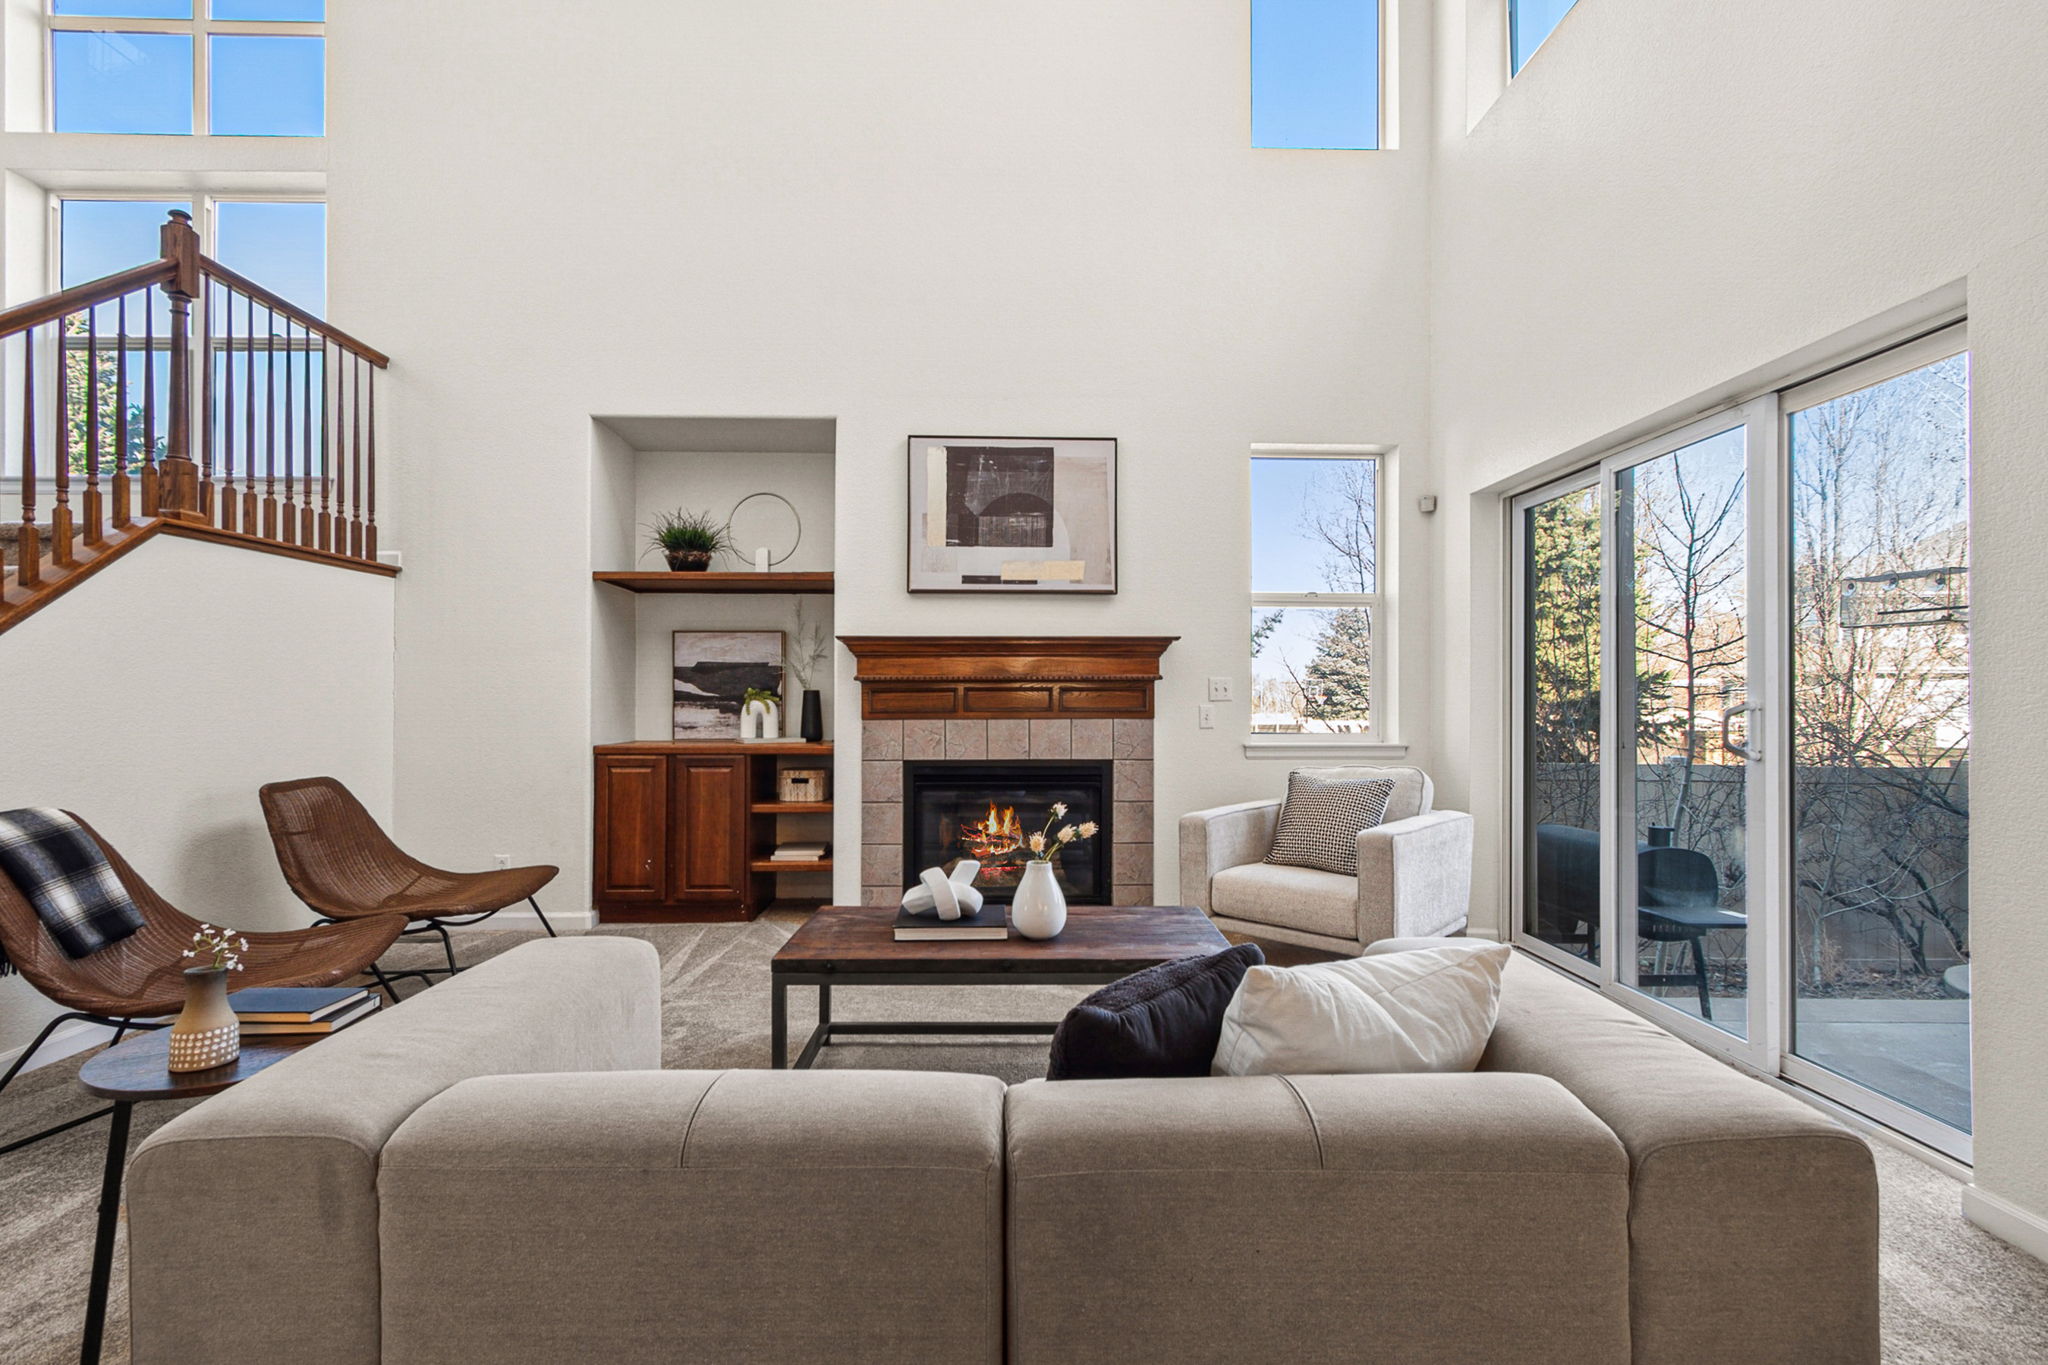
[237,994,381,1036]
[892,904,1009,941]
[228,985,370,1023]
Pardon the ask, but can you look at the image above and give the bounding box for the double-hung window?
[1249,445,1389,745]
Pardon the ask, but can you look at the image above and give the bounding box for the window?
[49,1,325,136]
[1251,0,1380,150]
[58,196,325,305]
[1249,447,1384,740]
[1509,0,1578,75]
[1510,326,1973,1159]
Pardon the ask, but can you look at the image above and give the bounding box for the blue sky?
[1251,0,1378,150]
[51,6,324,136]
[1511,0,1579,73]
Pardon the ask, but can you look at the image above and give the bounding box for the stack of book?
[893,904,1009,941]
[769,841,830,863]
[229,986,380,1036]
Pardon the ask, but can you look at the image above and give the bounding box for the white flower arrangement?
[1025,804,1100,863]
[184,923,249,973]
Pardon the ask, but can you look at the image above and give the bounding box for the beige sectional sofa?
[126,936,1878,1364]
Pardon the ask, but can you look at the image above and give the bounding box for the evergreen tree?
[1302,608,1372,723]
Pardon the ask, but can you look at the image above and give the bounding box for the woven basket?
[778,768,830,803]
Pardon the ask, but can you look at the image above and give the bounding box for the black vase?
[799,689,824,743]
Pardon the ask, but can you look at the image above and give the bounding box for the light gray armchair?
[1178,766,1472,955]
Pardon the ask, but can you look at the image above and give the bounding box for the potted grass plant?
[647,508,732,572]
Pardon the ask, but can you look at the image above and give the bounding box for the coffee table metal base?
[770,971,1124,1070]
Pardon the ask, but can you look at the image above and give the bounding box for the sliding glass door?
[1513,327,1971,1155]
[1781,333,1972,1145]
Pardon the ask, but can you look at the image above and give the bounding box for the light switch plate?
[1198,704,1216,730]
[1206,676,1236,702]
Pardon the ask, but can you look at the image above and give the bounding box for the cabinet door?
[594,756,668,901]
[669,755,747,902]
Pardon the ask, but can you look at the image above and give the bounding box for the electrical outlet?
[1207,676,1236,702]
[493,854,511,870]
[1198,703,1216,730]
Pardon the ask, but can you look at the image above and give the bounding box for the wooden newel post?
[155,210,205,523]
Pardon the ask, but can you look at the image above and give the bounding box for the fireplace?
[903,761,1113,905]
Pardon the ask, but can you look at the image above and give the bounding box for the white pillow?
[1210,941,1512,1077]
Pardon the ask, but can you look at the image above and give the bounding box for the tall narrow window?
[1250,448,1383,739]
[1251,0,1380,150]
[1509,0,1578,74]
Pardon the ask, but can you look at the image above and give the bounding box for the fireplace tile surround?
[863,718,1153,906]
[841,635,1175,909]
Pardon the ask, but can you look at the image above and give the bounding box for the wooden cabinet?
[594,756,667,901]
[668,755,747,903]
[593,742,832,922]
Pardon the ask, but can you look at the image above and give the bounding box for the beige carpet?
[2,920,2044,1363]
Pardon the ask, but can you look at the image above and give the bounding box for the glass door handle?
[1722,702,1763,761]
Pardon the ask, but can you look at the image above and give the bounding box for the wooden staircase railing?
[0,211,393,633]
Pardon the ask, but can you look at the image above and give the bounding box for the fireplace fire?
[903,761,1112,904]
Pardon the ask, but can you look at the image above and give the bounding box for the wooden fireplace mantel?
[837,635,1178,721]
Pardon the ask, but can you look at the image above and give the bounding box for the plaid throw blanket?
[0,808,146,976]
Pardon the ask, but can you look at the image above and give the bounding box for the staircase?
[1,211,394,633]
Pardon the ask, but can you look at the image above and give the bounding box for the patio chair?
[1532,824,1747,1020]
[259,777,558,982]
[0,812,405,1153]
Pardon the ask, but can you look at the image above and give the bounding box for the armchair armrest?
[1177,799,1281,914]
[1356,810,1474,942]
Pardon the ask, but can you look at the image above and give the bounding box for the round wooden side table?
[74,1029,325,1365]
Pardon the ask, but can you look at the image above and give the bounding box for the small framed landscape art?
[673,631,784,739]
[907,435,1117,593]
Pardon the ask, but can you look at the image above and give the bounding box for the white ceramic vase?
[1010,860,1067,940]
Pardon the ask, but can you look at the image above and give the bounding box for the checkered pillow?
[1264,773,1397,877]
[0,808,145,960]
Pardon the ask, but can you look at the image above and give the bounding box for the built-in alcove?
[588,415,838,916]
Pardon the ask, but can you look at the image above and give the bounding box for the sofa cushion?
[1004,1072,1630,1365]
[1264,771,1396,875]
[1290,764,1432,822]
[1047,944,1265,1081]
[1211,861,1358,940]
[1212,941,1512,1077]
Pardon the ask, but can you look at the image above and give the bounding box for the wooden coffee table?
[770,904,1229,1069]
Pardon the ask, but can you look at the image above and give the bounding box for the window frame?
[43,2,324,137]
[49,187,326,290]
[1246,442,1397,756]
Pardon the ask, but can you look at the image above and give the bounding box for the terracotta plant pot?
[167,965,241,1073]
[664,549,714,572]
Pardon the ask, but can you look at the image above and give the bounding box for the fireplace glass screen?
[903,761,1112,904]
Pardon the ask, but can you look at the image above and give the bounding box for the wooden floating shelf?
[594,571,834,595]
[752,858,833,873]
[752,801,833,814]
[596,740,832,756]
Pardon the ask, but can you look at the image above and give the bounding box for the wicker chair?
[259,777,558,982]
[0,812,406,1153]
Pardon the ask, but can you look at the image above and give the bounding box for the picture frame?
[906,435,1117,594]
[672,630,785,739]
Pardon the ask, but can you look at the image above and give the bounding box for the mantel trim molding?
[837,635,1178,720]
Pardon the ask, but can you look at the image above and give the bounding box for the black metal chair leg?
[434,922,461,976]
[1693,936,1713,1020]
[0,1011,96,1100]
[367,963,404,1006]
[527,896,557,938]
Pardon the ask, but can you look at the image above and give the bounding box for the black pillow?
[1046,943,1266,1081]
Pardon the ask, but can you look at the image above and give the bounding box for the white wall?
[1426,0,2048,1246]
[329,0,1438,917]
[0,534,395,1060]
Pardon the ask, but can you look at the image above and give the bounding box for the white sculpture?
[899,860,984,921]
[743,697,780,741]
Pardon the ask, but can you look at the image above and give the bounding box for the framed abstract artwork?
[672,631,784,739]
[906,435,1117,593]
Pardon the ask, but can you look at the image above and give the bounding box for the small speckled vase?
[167,966,240,1073]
